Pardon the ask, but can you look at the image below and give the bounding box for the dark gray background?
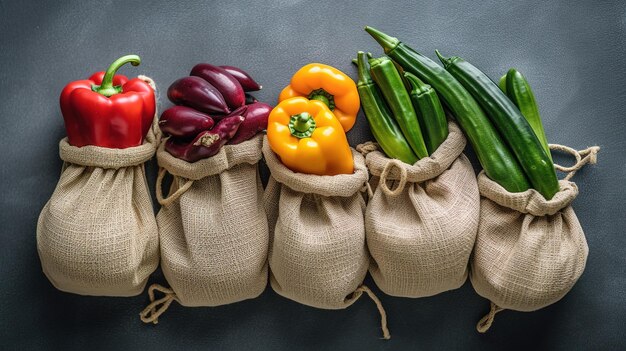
[1,0,624,350]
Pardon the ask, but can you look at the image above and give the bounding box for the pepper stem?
[288,112,316,138]
[356,51,373,86]
[351,52,373,67]
[307,88,335,111]
[364,26,400,54]
[368,56,390,70]
[310,94,329,106]
[435,50,453,69]
[404,72,430,96]
[93,55,141,97]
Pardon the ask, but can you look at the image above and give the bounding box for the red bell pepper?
[60,55,156,148]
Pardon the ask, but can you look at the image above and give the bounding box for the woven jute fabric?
[470,171,588,312]
[262,136,370,310]
[362,121,479,298]
[155,134,268,307]
[36,114,160,297]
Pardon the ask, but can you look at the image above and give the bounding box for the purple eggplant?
[220,65,262,92]
[212,105,248,123]
[165,115,244,162]
[228,102,272,145]
[245,93,258,104]
[190,63,245,109]
[159,106,215,140]
[167,76,230,114]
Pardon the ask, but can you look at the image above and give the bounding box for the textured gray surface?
[1,0,624,349]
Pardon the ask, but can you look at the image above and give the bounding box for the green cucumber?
[504,69,552,163]
[436,51,559,199]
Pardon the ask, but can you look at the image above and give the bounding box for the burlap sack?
[471,145,600,333]
[262,136,373,307]
[139,134,268,323]
[262,137,390,339]
[37,76,160,296]
[359,121,479,298]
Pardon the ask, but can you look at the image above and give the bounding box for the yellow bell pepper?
[279,63,360,132]
[267,97,354,176]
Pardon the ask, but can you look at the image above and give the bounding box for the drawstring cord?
[550,144,600,181]
[155,168,194,206]
[476,302,504,333]
[379,160,408,196]
[356,142,408,197]
[354,285,391,340]
[139,284,178,324]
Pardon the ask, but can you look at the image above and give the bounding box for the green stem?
[307,88,335,110]
[434,50,452,68]
[404,71,430,96]
[351,52,373,66]
[92,54,141,97]
[356,51,373,86]
[364,26,399,54]
[289,112,316,138]
[309,94,330,106]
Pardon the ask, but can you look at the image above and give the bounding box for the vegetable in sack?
[435,51,559,199]
[163,63,270,160]
[364,26,530,193]
[159,106,215,140]
[191,63,245,109]
[164,115,244,162]
[59,55,156,148]
[228,102,272,145]
[355,51,417,164]
[404,72,448,154]
[220,65,262,92]
[267,97,353,175]
[368,56,429,159]
[167,76,230,114]
[501,68,552,162]
[278,63,360,132]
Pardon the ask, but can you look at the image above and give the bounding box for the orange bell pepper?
[279,63,360,132]
[267,97,354,176]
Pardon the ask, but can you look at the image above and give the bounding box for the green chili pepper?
[404,72,448,154]
[355,51,418,164]
[368,56,429,159]
[364,26,530,193]
[436,51,559,199]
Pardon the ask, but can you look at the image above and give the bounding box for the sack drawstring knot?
[139,284,178,324]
